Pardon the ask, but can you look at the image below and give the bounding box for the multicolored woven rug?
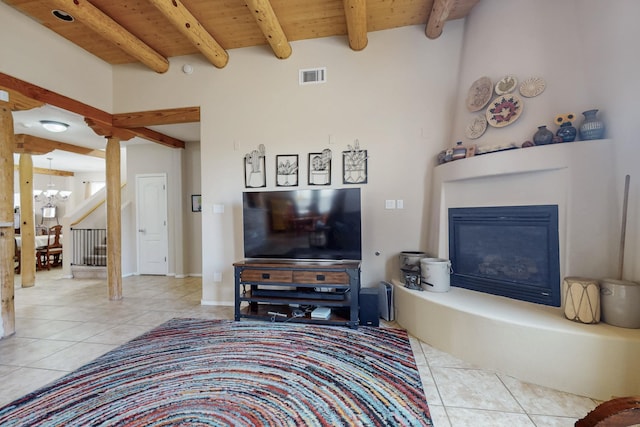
[0,319,432,426]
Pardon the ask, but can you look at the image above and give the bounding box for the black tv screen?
[242,188,362,261]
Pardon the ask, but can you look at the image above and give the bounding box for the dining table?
[15,235,61,249]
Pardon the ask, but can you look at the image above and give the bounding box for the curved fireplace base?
[393,280,640,400]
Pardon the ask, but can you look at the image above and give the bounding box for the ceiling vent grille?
[299,67,327,85]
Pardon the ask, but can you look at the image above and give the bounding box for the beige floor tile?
[83,324,153,345]
[529,414,581,427]
[125,310,184,326]
[14,318,81,339]
[428,404,450,427]
[0,367,68,408]
[28,342,118,371]
[0,338,74,367]
[498,374,598,418]
[445,408,535,427]
[421,342,477,369]
[432,367,523,412]
[47,322,117,341]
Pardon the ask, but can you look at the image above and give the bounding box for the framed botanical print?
[343,140,368,184]
[245,144,266,188]
[276,154,299,187]
[308,149,332,186]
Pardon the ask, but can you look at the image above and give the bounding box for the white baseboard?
[200,299,234,306]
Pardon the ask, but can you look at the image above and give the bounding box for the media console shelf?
[233,261,361,328]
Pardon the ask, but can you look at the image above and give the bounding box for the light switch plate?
[385,200,396,209]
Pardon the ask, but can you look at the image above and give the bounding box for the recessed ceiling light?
[40,120,69,133]
[52,9,74,22]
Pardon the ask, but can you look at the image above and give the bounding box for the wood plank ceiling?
[3,0,481,73]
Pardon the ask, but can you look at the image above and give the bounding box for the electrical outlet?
[397,199,404,209]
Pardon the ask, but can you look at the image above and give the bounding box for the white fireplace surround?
[395,140,640,400]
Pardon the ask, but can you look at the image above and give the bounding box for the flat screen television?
[242,188,362,261]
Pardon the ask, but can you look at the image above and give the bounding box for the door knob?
[138,228,145,233]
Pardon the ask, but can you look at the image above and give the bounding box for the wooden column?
[106,137,122,300]
[19,154,36,287]
[0,98,15,337]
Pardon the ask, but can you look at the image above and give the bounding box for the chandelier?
[33,157,72,204]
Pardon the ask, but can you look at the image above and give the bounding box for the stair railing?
[70,228,107,266]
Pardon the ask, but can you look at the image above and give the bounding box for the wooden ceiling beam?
[13,164,75,177]
[343,0,368,51]
[146,0,228,68]
[244,0,292,59]
[1,73,186,149]
[85,118,136,142]
[126,127,186,149]
[426,0,480,39]
[0,73,111,125]
[112,107,200,128]
[48,0,169,73]
[14,134,105,158]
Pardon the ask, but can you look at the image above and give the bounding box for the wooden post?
[106,137,122,300]
[0,97,15,337]
[19,154,36,287]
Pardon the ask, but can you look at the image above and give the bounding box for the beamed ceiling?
[3,0,480,73]
[2,0,480,173]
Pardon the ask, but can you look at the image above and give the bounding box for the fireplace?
[448,205,560,306]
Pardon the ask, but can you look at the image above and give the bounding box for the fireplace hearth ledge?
[392,280,640,401]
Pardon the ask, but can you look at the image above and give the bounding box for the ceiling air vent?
[299,67,327,85]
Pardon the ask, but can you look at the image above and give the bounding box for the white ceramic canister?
[420,258,452,292]
[600,279,640,329]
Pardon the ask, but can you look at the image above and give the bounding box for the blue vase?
[533,125,554,145]
[556,122,577,142]
[579,109,605,140]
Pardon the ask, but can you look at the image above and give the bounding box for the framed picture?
[308,149,332,186]
[276,154,298,187]
[244,144,266,188]
[343,141,368,184]
[191,195,202,212]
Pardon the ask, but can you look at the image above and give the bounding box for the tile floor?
[1,269,599,426]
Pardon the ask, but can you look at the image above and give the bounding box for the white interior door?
[136,174,168,275]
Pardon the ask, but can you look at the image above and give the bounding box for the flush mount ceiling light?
[51,9,74,22]
[40,120,69,133]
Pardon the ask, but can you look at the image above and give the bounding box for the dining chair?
[14,238,21,274]
[47,225,63,267]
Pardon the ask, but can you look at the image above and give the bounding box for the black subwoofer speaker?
[359,288,380,326]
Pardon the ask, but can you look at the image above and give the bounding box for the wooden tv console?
[233,261,361,328]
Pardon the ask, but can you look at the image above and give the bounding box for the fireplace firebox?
[448,205,560,306]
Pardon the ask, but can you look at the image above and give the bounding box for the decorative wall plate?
[465,115,488,139]
[495,75,518,95]
[466,76,493,112]
[519,77,546,97]
[486,94,523,128]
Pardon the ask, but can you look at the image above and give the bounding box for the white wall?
[126,143,185,277]
[446,0,640,282]
[0,3,113,112]
[184,142,202,276]
[113,24,466,304]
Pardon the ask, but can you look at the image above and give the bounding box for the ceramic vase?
[556,122,577,142]
[533,125,554,145]
[579,109,605,140]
